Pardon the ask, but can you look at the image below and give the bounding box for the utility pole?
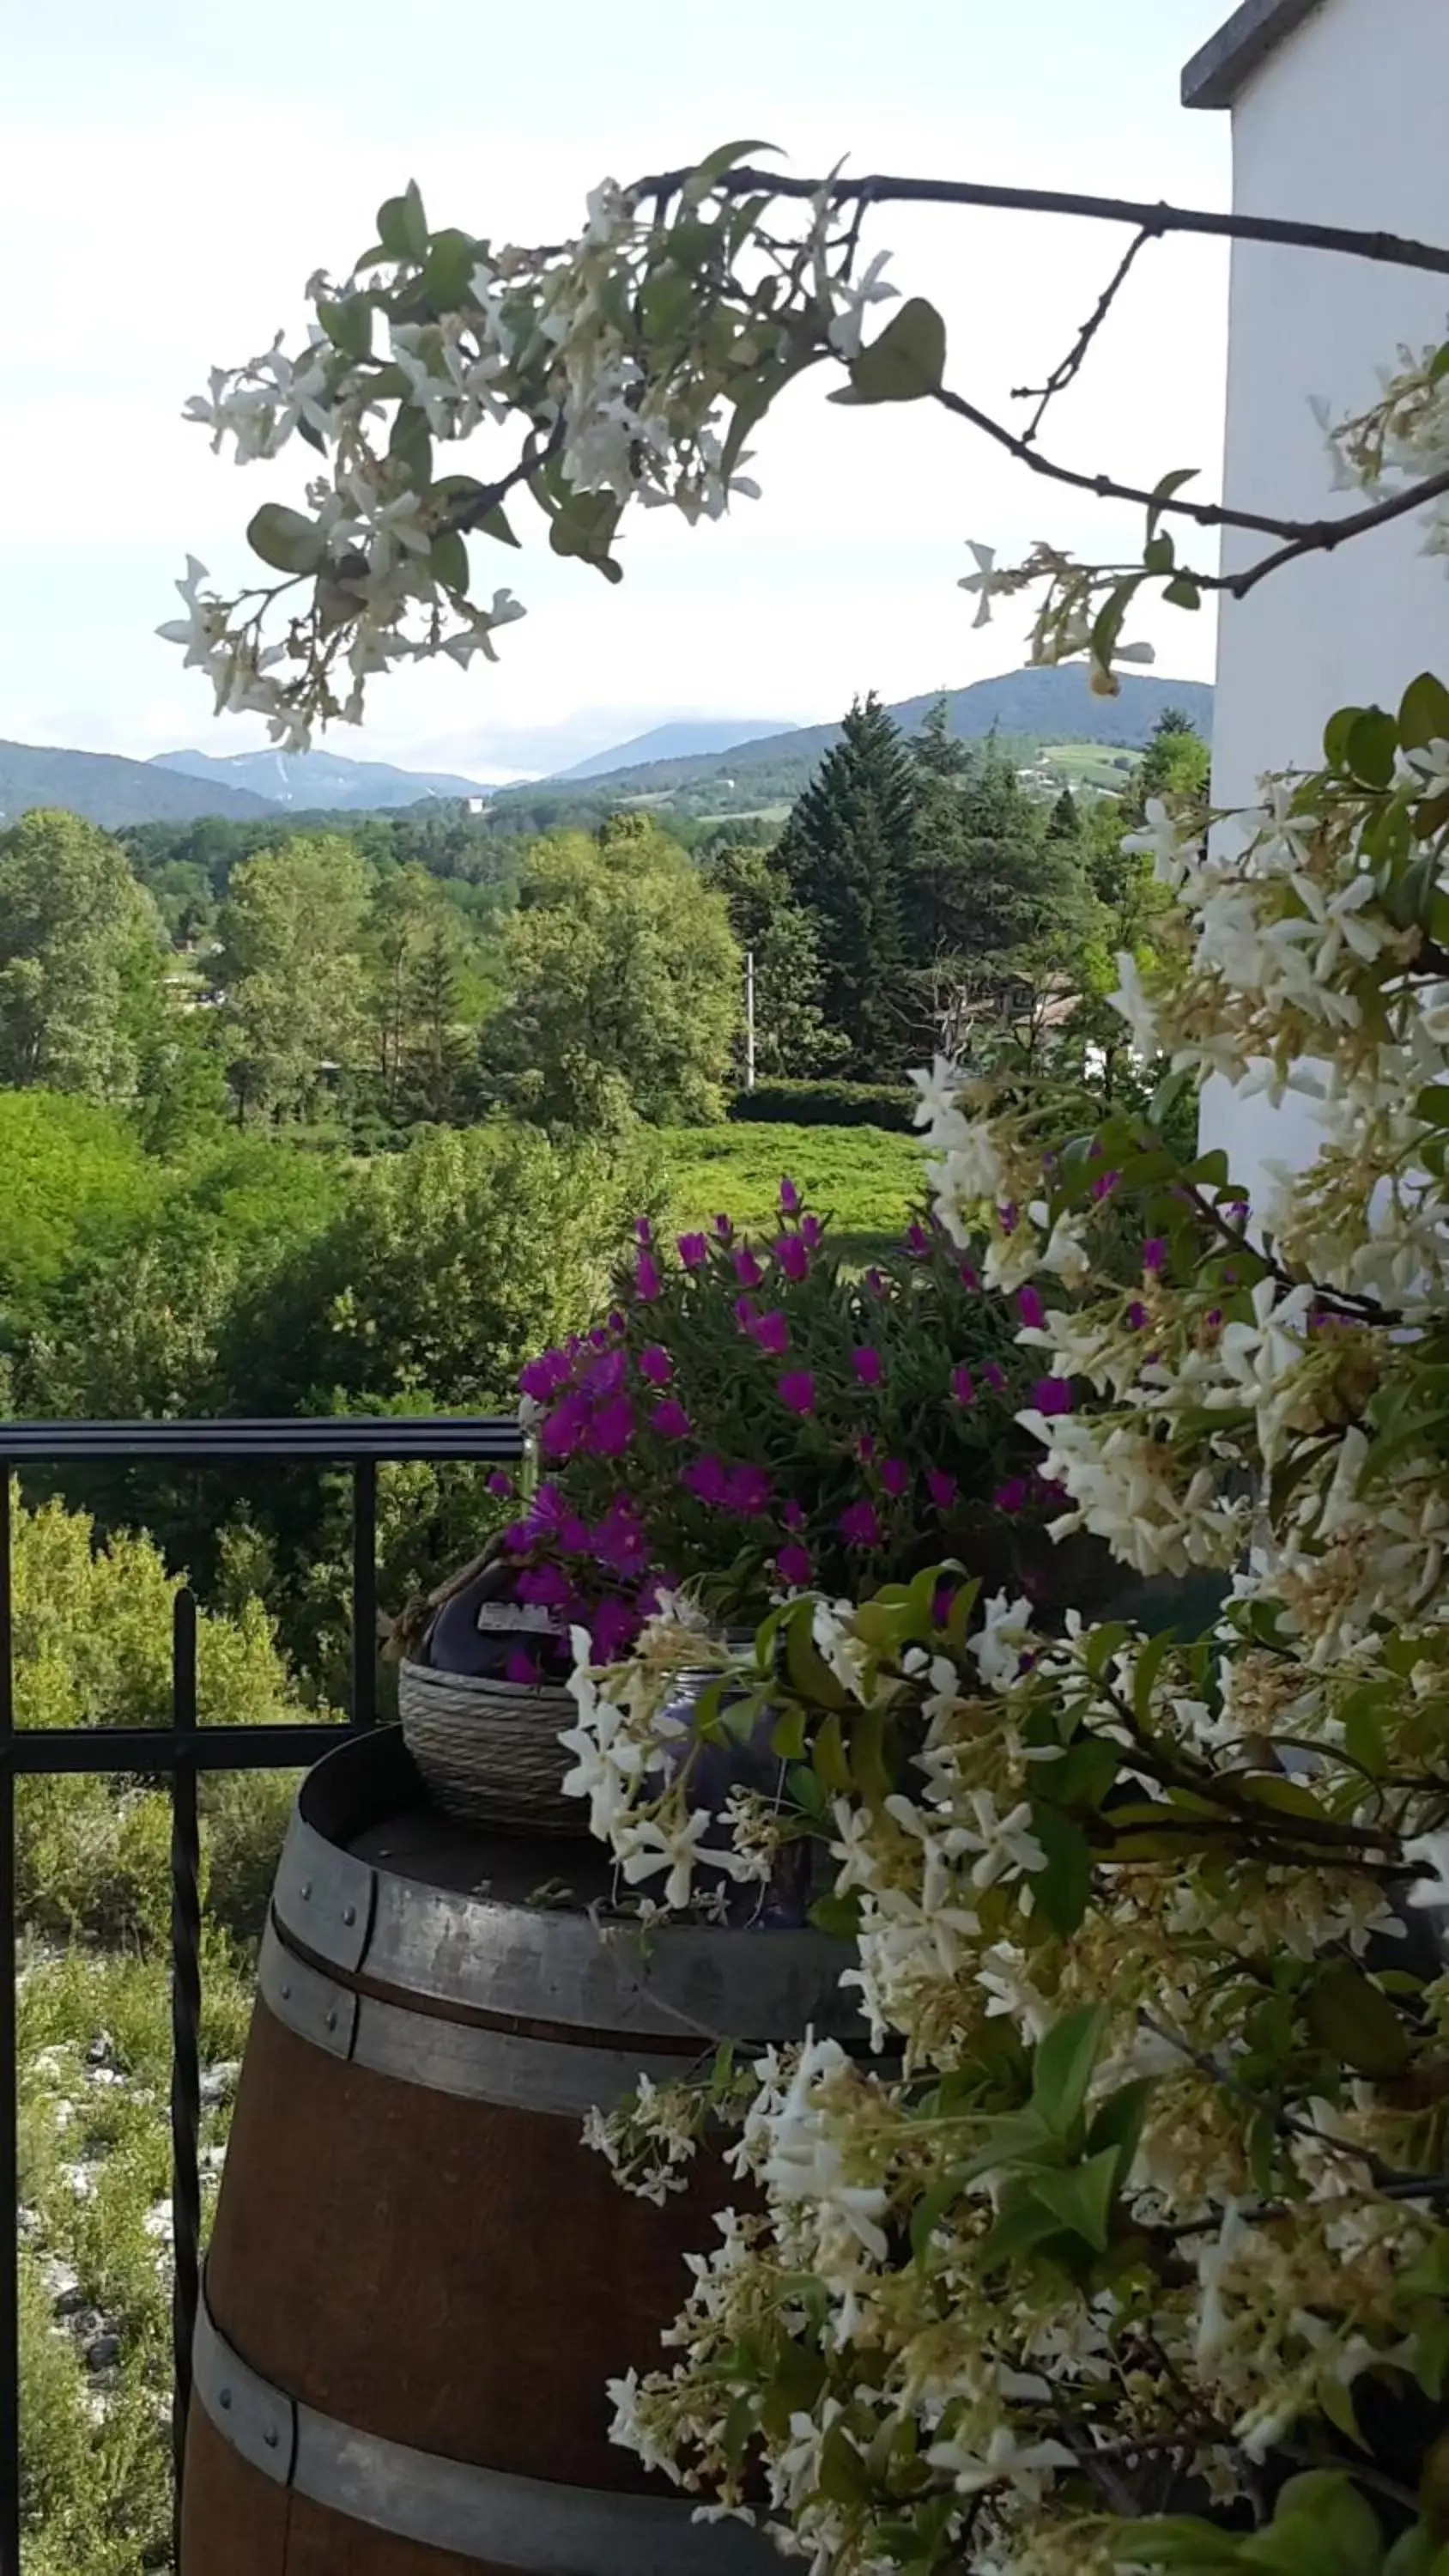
[744,950,756,1091]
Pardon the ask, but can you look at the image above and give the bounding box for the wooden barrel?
[181,1728,858,2573]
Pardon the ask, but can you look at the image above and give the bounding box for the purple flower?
[540,1394,590,1460]
[778,1370,816,1416]
[591,1503,650,1576]
[864,1267,886,1298]
[589,1395,636,1459]
[1090,1170,1120,1202]
[712,1212,734,1240]
[518,1348,570,1404]
[634,1251,662,1302]
[724,1463,771,1517]
[926,1468,957,1510]
[651,1397,691,1441]
[999,1202,1019,1236]
[982,1361,1007,1394]
[1126,1300,1149,1330]
[751,1308,790,1358]
[634,1215,653,1246]
[858,1432,877,1464]
[733,1294,758,1332]
[840,1498,882,1549]
[881,1458,910,1498]
[486,1471,515,1498]
[517,1563,569,1607]
[951,1365,976,1407]
[1017,1285,1046,1329]
[782,1498,804,1531]
[993,1477,1029,1516]
[801,1213,824,1252]
[639,1344,673,1386]
[779,1175,802,1216]
[588,1327,609,1350]
[773,1235,810,1283]
[932,1581,956,1623]
[852,1346,883,1387]
[506,1648,542,1686]
[676,1231,710,1270]
[1031,1377,1074,1418]
[733,1245,764,1289]
[904,1220,931,1259]
[681,1454,729,1505]
[608,1309,626,1334]
[591,1596,636,1662]
[777,1542,813,1588]
[1143,1237,1167,1275]
[958,1261,979,1291]
[582,1345,627,1398]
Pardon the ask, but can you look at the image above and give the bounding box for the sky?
[2,0,1239,782]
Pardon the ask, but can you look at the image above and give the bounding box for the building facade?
[1182,0,1449,1188]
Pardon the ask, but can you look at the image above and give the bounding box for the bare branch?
[1014,228,1157,445]
[627,164,1449,283]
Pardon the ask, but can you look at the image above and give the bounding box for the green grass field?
[653,1120,924,1266]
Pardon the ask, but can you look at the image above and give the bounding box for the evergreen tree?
[912,693,967,779]
[1046,786,1082,847]
[775,694,916,1073]
[701,839,840,1080]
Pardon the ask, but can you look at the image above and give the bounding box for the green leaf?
[1044,1736,1120,1814]
[812,1710,852,1795]
[1399,671,1449,752]
[1270,2474,1381,2573]
[1031,2004,1108,2137]
[1086,2076,1154,2172]
[317,294,373,361]
[1345,706,1399,789]
[428,532,469,593]
[976,2190,1065,2271]
[836,297,947,404]
[1028,2147,1119,2252]
[1306,1962,1411,2079]
[388,404,433,491]
[808,1890,861,1941]
[421,228,478,310]
[246,502,324,576]
[682,139,779,204]
[1163,575,1203,610]
[1028,1804,1093,1936]
[1324,704,1366,770]
[1385,2523,1449,2575]
[770,1704,807,1760]
[549,489,624,580]
[1147,465,1201,540]
[1105,2515,1240,2567]
[376,179,430,261]
[1143,533,1176,576]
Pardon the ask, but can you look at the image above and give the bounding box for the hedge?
[728,1081,917,1133]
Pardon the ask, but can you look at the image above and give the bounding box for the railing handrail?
[0,1414,524,1461]
[0,1414,529,2574]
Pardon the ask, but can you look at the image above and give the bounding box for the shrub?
[729,1079,916,1133]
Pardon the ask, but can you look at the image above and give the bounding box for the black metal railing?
[0,1416,525,2576]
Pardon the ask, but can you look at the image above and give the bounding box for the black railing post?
[169,1587,203,2556]
[0,1470,18,2576]
[352,1458,379,1728]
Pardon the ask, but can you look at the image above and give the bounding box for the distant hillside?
[155,746,493,811]
[513,667,1214,807]
[0,739,273,829]
[555,719,789,781]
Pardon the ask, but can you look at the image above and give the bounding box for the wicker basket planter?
[397,1658,582,1836]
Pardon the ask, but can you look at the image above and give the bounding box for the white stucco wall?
[1199,0,1449,1193]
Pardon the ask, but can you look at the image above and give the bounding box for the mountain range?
[532,666,1216,799]
[154,746,494,809]
[554,719,785,781]
[0,667,1215,831]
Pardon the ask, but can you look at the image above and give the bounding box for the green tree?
[701,838,840,1080]
[908,731,1095,969]
[482,817,738,1127]
[0,811,167,1101]
[219,833,372,1123]
[776,694,916,1074]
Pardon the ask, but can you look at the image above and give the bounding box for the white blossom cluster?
[164,167,896,744]
[568,648,1449,2571]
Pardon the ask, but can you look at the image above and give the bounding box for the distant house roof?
[1181,0,1328,107]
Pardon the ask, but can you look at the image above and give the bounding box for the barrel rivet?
[299,1881,312,1903]
[325,2008,339,2033]
[280,1983,292,2002]
[342,1904,357,1928]
[218,2387,233,2411]
[264,2423,280,2450]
